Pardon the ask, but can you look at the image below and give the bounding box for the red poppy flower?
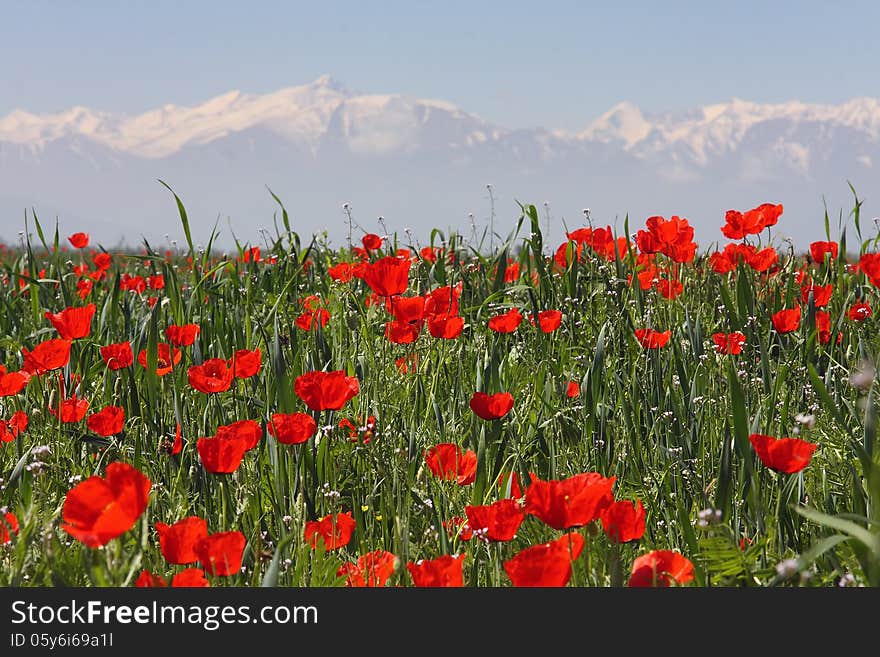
[385,320,421,344]
[407,554,466,587]
[771,307,801,334]
[86,405,125,436]
[423,443,477,485]
[469,392,514,420]
[424,284,462,317]
[0,369,29,396]
[848,302,872,322]
[68,232,90,248]
[628,550,694,587]
[535,310,563,333]
[196,433,249,474]
[304,512,356,550]
[166,323,201,347]
[465,499,525,542]
[45,304,96,340]
[135,570,167,587]
[810,241,839,263]
[230,348,261,379]
[635,215,697,263]
[195,531,246,576]
[362,233,383,251]
[267,412,316,445]
[296,308,331,331]
[165,423,183,456]
[504,532,585,587]
[216,419,262,450]
[119,274,146,293]
[566,381,581,398]
[49,394,89,423]
[92,252,111,271]
[156,516,209,564]
[294,370,359,411]
[147,274,165,290]
[503,261,521,283]
[137,343,181,376]
[22,338,72,375]
[859,252,880,287]
[656,278,684,299]
[488,308,523,333]
[328,263,355,282]
[427,314,464,339]
[76,278,93,299]
[525,472,615,529]
[171,568,210,587]
[0,411,28,443]
[241,246,261,263]
[634,328,671,349]
[395,353,419,374]
[100,341,133,370]
[712,332,746,355]
[61,462,151,548]
[1,511,19,544]
[337,550,396,587]
[363,256,411,297]
[188,358,235,394]
[749,433,817,473]
[420,246,441,263]
[601,499,646,543]
[801,284,832,308]
[722,203,783,239]
[497,471,524,498]
[443,516,473,541]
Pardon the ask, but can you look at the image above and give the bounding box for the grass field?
[1,191,878,588]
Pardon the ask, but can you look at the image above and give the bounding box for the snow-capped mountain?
[1,76,877,248]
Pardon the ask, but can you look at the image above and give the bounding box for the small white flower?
[775,559,799,578]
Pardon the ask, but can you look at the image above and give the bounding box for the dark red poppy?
[469,392,514,420]
[749,433,817,473]
[156,516,209,564]
[771,307,801,334]
[601,499,646,543]
[216,419,262,451]
[628,550,694,587]
[62,462,151,548]
[304,512,356,550]
[163,423,183,456]
[337,550,396,587]
[712,332,746,355]
[22,338,72,375]
[45,304,96,340]
[407,554,465,587]
[525,472,615,529]
[49,394,89,423]
[363,256,411,297]
[0,411,28,443]
[267,412,316,445]
[634,328,671,349]
[427,314,464,339]
[328,263,355,282]
[68,232,90,248]
[294,370,359,411]
[443,516,473,541]
[504,532,585,587]
[848,302,872,322]
[535,309,563,333]
[385,320,421,344]
[135,570,167,587]
[566,381,581,398]
[188,358,234,394]
[86,405,125,436]
[196,432,249,474]
[166,323,201,347]
[1,511,19,544]
[100,341,133,370]
[0,369,29,396]
[195,531,246,576]
[137,343,181,376]
[488,308,523,333]
[810,241,838,263]
[230,348,261,379]
[423,442,479,484]
[362,233,383,251]
[171,568,210,587]
[465,499,525,541]
[424,284,462,317]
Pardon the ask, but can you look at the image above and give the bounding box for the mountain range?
[1,75,877,250]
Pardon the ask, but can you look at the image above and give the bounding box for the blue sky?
[3,1,880,129]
